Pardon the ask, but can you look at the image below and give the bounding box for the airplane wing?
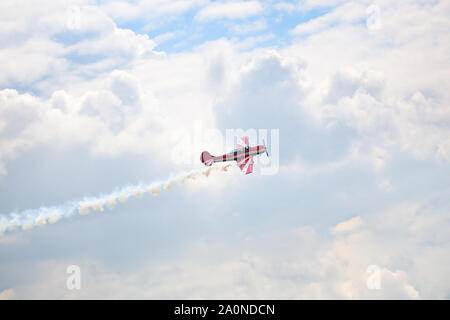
[237,156,253,175]
[237,136,249,149]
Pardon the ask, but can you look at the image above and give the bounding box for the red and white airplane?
[200,136,268,175]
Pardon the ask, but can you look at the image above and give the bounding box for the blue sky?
[133,5,326,52]
[0,0,449,299]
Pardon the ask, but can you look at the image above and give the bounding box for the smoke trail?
[0,164,232,237]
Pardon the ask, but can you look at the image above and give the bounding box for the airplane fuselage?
[200,137,268,174]
[210,145,267,163]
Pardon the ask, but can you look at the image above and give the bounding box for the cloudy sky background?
[0,0,449,299]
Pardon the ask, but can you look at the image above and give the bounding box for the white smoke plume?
[0,164,232,237]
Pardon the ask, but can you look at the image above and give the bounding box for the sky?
[0,0,449,299]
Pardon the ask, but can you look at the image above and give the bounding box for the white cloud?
[276,0,347,13]
[377,179,394,192]
[292,2,366,35]
[69,28,158,61]
[101,0,206,23]
[0,38,238,175]
[283,1,450,168]
[0,288,15,300]
[331,216,363,234]
[154,31,177,44]
[0,38,68,87]
[195,1,263,21]
[8,196,449,299]
[234,33,275,49]
[1,0,450,300]
[0,71,162,174]
[98,1,141,22]
[379,268,420,299]
[228,19,267,34]
[1,1,448,176]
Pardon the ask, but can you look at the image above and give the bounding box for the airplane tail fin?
[200,151,214,166]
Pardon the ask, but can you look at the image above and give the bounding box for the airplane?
[200,136,269,175]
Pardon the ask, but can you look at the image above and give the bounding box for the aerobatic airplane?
[200,136,269,175]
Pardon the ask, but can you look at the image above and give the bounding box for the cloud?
[377,179,394,192]
[195,1,263,21]
[291,2,366,35]
[2,1,448,176]
[276,0,347,13]
[109,70,142,107]
[282,1,450,169]
[154,31,177,44]
[101,0,205,23]
[228,19,267,35]
[331,216,363,234]
[67,27,159,68]
[235,33,275,49]
[7,195,449,299]
[1,0,450,300]
[0,38,67,87]
[0,288,15,300]
[0,163,232,237]
[0,70,156,175]
[378,268,420,299]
